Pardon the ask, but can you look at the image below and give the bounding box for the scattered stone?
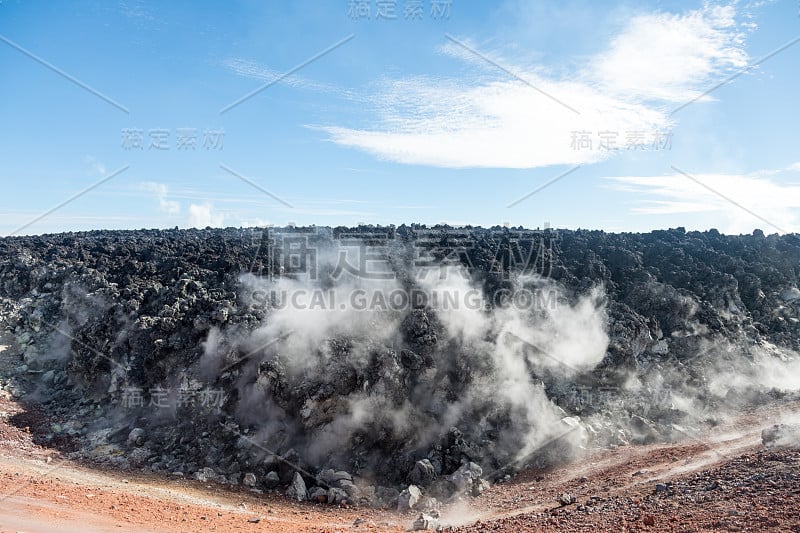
[285,472,307,501]
[317,469,353,486]
[337,479,361,499]
[127,428,145,447]
[375,486,400,509]
[194,467,222,483]
[447,462,482,493]
[398,485,422,511]
[418,496,441,517]
[127,446,151,468]
[327,487,349,505]
[308,487,328,503]
[242,472,256,488]
[558,493,576,506]
[411,513,439,531]
[357,485,376,507]
[409,459,436,487]
[264,471,280,488]
[472,478,491,497]
[629,416,660,444]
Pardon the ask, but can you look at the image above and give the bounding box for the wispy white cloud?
[0,213,141,222]
[119,0,156,22]
[188,202,224,228]
[222,58,355,98]
[281,207,376,217]
[605,167,800,234]
[84,156,107,176]
[320,80,667,168]
[141,182,181,215]
[319,4,750,169]
[131,183,378,226]
[591,4,747,103]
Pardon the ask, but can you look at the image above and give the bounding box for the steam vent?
[2,226,800,530]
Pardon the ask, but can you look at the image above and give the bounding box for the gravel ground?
[447,448,800,532]
[0,392,407,533]
[2,382,799,532]
[447,406,800,533]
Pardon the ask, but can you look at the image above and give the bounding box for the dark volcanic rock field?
[0,225,799,510]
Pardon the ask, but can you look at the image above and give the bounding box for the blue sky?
[1,0,799,235]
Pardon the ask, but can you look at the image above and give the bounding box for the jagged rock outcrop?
[0,225,798,506]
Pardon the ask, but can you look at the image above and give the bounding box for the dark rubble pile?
[0,225,799,509]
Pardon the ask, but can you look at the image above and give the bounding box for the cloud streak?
[605,165,800,234]
[141,182,181,215]
[318,4,750,169]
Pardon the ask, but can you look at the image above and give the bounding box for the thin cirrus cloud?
[141,182,181,215]
[605,165,800,234]
[317,4,749,169]
[138,182,378,228]
[221,58,356,99]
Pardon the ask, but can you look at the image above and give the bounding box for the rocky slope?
[0,225,798,512]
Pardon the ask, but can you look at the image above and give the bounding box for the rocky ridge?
[0,225,799,512]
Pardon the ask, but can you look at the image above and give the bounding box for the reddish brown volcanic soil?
[1,389,799,532]
[447,419,800,533]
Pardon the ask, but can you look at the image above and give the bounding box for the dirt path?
[0,442,407,533]
[472,424,768,522]
[1,333,798,532]
[448,404,800,532]
[3,403,798,532]
[0,337,407,533]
